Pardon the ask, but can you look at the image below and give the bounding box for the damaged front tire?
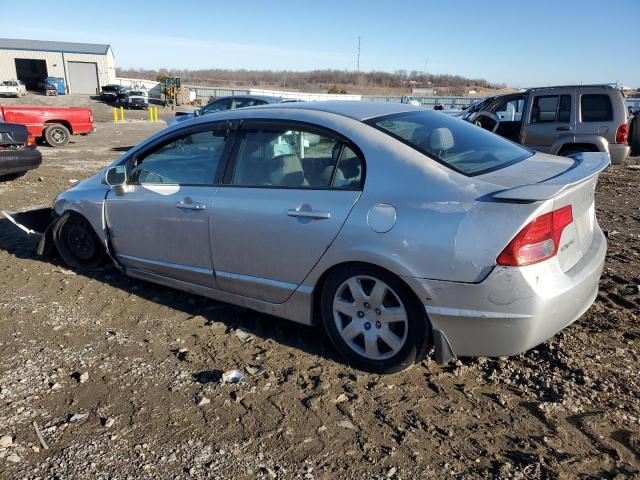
[52,212,105,270]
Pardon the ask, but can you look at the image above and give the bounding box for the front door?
[489,95,526,143]
[210,122,364,303]
[521,89,575,153]
[106,126,229,286]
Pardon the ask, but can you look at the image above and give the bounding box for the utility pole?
[357,36,361,72]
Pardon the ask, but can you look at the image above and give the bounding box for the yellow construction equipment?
[160,77,190,108]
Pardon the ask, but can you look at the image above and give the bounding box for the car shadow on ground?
[0,218,344,367]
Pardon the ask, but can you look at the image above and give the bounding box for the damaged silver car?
[4,101,608,373]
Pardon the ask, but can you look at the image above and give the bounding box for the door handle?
[286,209,331,220]
[176,201,206,210]
[556,126,571,131]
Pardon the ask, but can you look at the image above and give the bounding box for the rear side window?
[231,128,363,188]
[531,95,571,123]
[367,111,532,176]
[581,94,613,122]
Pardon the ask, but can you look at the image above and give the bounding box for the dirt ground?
[0,101,639,479]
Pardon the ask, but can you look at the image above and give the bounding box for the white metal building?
[0,38,116,94]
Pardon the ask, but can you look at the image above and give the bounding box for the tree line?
[116,68,504,93]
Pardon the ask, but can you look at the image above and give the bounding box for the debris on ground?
[0,121,637,478]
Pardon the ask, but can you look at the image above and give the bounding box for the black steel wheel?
[52,212,105,270]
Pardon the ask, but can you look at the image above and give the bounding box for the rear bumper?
[405,227,606,358]
[609,144,630,165]
[0,148,42,175]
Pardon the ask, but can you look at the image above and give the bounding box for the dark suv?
[467,85,630,164]
[100,84,127,102]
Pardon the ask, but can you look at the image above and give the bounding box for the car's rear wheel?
[52,212,105,270]
[44,124,70,147]
[321,265,431,373]
[0,171,26,181]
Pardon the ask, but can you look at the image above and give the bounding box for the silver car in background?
[5,101,608,373]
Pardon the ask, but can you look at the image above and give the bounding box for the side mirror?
[193,108,201,117]
[105,165,127,186]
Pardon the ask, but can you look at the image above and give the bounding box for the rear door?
[105,124,231,286]
[522,89,575,152]
[210,121,364,303]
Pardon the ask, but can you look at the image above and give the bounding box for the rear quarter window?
[581,94,613,122]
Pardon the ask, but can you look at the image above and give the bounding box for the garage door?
[67,62,98,95]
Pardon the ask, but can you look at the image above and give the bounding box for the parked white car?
[400,95,421,106]
[0,80,26,98]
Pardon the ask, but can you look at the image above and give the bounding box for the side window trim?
[126,122,236,187]
[221,119,365,190]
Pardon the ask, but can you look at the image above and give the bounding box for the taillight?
[89,113,93,123]
[497,206,573,267]
[616,124,628,144]
[27,134,36,146]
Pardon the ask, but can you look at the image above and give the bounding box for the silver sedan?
[5,101,608,373]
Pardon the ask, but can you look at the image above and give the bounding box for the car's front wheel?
[321,265,431,373]
[52,212,105,270]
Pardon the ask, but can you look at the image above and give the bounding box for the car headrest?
[411,126,432,148]
[429,128,454,151]
[268,154,307,186]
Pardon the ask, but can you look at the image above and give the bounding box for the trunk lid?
[481,151,609,272]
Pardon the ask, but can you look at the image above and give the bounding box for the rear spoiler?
[491,152,610,202]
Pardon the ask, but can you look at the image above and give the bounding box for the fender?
[549,134,608,155]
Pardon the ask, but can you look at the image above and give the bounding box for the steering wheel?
[472,111,501,133]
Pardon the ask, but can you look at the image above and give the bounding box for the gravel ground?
[0,106,638,479]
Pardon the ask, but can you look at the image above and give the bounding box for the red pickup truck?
[0,106,93,147]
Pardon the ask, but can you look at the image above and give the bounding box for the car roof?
[525,84,620,93]
[212,94,288,104]
[251,100,419,121]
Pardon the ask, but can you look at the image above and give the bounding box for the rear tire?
[0,171,26,181]
[320,264,431,373]
[52,212,105,270]
[44,124,70,147]
[630,115,640,156]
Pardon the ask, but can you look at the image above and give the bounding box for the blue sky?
[2,0,639,87]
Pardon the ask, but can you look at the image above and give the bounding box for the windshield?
[366,111,532,176]
[102,85,118,92]
[129,91,145,96]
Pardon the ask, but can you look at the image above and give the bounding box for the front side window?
[231,98,265,109]
[202,99,232,114]
[492,97,525,121]
[531,95,571,123]
[367,111,532,176]
[129,130,227,185]
[231,128,363,188]
[581,94,613,122]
